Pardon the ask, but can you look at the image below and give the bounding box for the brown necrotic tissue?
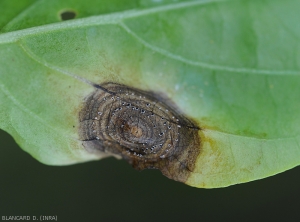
[79,83,200,183]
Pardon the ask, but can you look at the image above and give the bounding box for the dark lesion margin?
[78,82,201,184]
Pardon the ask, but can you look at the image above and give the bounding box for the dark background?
[1,129,299,222]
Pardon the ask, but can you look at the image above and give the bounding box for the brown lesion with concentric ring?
[78,82,201,183]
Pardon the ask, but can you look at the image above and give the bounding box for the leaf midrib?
[1,0,298,76]
[0,0,221,44]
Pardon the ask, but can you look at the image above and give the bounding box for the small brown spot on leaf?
[60,10,76,21]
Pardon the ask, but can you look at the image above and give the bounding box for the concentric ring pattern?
[79,83,200,182]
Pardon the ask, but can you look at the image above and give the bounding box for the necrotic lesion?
[78,82,200,183]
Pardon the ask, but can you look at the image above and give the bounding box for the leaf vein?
[119,22,300,76]
[18,41,96,87]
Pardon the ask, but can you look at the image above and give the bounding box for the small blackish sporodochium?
[60,10,76,20]
[79,83,200,182]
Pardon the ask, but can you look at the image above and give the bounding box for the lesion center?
[130,126,143,138]
[122,121,144,139]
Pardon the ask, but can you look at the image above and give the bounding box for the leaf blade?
[1,0,300,187]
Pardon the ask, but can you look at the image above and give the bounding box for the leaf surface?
[1,0,300,188]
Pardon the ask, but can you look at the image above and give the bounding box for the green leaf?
[1,0,300,188]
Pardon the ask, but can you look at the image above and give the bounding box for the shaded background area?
[1,129,299,222]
